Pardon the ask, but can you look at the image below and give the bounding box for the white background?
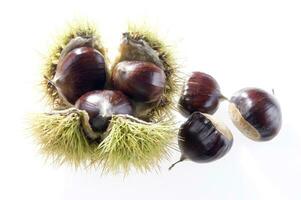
[0,0,300,199]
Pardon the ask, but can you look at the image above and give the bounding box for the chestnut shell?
[111,61,166,103]
[229,88,282,141]
[178,112,233,163]
[179,72,221,116]
[75,90,133,132]
[54,47,107,104]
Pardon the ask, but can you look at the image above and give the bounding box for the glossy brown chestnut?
[169,112,233,169]
[53,47,107,104]
[179,72,222,116]
[111,61,166,103]
[75,90,133,133]
[229,88,282,141]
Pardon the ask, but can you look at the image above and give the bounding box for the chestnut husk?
[42,21,108,108]
[112,23,180,120]
[229,88,282,141]
[29,108,96,166]
[169,112,233,169]
[94,115,176,173]
[30,106,176,171]
[179,72,223,116]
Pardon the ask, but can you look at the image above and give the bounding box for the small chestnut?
[75,90,133,133]
[53,46,107,105]
[169,112,233,169]
[229,88,282,141]
[111,61,166,103]
[179,72,223,116]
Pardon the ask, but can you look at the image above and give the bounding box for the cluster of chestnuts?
[31,21,282,173]
[31,22,180,172]
[169,71,282,169]
[52,34,169,140]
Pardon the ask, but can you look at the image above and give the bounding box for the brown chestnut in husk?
[75,90,133,133]
[179,72,223,116]
[169,112,233,169]
[229,88,282,141]
[111,61,166,103]
[53,47,107,104]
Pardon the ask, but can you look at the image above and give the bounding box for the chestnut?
[53,46,107,105]
[169,112,233,169]
[75,90,133,134]
[229,88,282,141]
[179,72,223,116]
[111,61,166,103]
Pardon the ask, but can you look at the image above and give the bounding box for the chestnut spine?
[30,108,95,166]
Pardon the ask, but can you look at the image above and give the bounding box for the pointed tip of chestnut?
[179,71,222,116]
[178,112,233,163]
[111,61,166,103]
[229,87,282,141]
[54,47,107,105]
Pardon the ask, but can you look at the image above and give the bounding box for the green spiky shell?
[113,23,181,120]
[30,109,176,172]
[42,20,108,108]
[95,115,176,174]
[30,108,95,167]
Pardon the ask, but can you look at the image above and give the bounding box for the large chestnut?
[53,46,107,104]
[169,112,233,169]
[75,90,133,133]
[229,88,282,141]
[179,72,223,116]
[111,61,166,103]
